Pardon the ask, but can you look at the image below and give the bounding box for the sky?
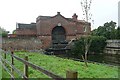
[0,0,119,33]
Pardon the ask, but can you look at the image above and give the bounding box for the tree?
[80,0,93,67]
[12,30,16,34]
[71,36,92,67]
[83,36,92,67]
[71,36,107,67]
[89,36,107,53]
[71,37,85,57]
[116,27,120,39]
[0,27,8,37]
[91,21,117,39]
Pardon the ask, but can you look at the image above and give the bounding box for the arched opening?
[52,26,66,44]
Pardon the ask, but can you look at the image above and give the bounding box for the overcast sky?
[0,0,119,33]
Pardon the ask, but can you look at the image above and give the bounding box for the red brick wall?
[36,14,91,49]
[16,29,36,36]
[38,36,52,49]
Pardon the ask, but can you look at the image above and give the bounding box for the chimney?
[57,12,60,15]
[72,13,78,21]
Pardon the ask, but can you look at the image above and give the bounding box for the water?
[87,54,120,66]
[47,49,120,66]
[56,53,120,66]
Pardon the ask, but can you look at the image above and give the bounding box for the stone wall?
[2,37,42,50]
[104,40,120,54]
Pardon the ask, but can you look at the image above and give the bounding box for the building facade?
[16,23,37,37]
[15,12,91,49]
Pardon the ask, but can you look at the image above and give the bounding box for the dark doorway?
[52,26,66,43]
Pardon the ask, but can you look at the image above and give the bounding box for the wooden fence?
[1,50,78,80]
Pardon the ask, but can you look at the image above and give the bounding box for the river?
[45,49,120,66]
[56,53,120,66]
[87,54,120,66]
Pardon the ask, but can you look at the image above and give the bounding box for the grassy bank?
[2,51,118,78]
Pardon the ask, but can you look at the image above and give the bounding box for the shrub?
[89,36,107,53]
[70,36,107,57]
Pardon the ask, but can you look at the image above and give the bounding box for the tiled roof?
[66,18,74,22]
[36,12,89,24]
[17,23,36,29]
[39,16,51,20]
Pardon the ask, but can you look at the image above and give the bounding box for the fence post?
[11,51,14,77]
[24,55,28,78]
[4,49,6,59]
[66,70,78,80]
[4,49,7,66]
[4,52,6,59]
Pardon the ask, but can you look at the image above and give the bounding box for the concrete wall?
[104,40,120,54]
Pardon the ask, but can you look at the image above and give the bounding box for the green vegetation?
[89,36,107,53]
[70,36,92,67]
[91,21,120,39]
[70,36,107,67]
[116,27,120,39]
[0,60,2,80]
[71,36,107,56]
[12,30,16,34]
[2,52,118,78]
[0,27,9,37]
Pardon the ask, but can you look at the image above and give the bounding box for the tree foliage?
[71,36,92,57]
[116,27,120,39]
[91,21,119,39]
[89,36,107,53]
[12,30,16,34]
[71,36,107,57]
[0,27,8,37]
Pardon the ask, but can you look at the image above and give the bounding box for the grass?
[0,58,2,80]
[2,51,119,78]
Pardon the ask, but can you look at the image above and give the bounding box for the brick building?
[16,23,36,37]
[15,12,91,49]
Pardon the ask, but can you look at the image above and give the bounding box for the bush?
[116,27,120,39]
[89,36,107,53]
[70,36,92,57]
[70,36,107,57]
